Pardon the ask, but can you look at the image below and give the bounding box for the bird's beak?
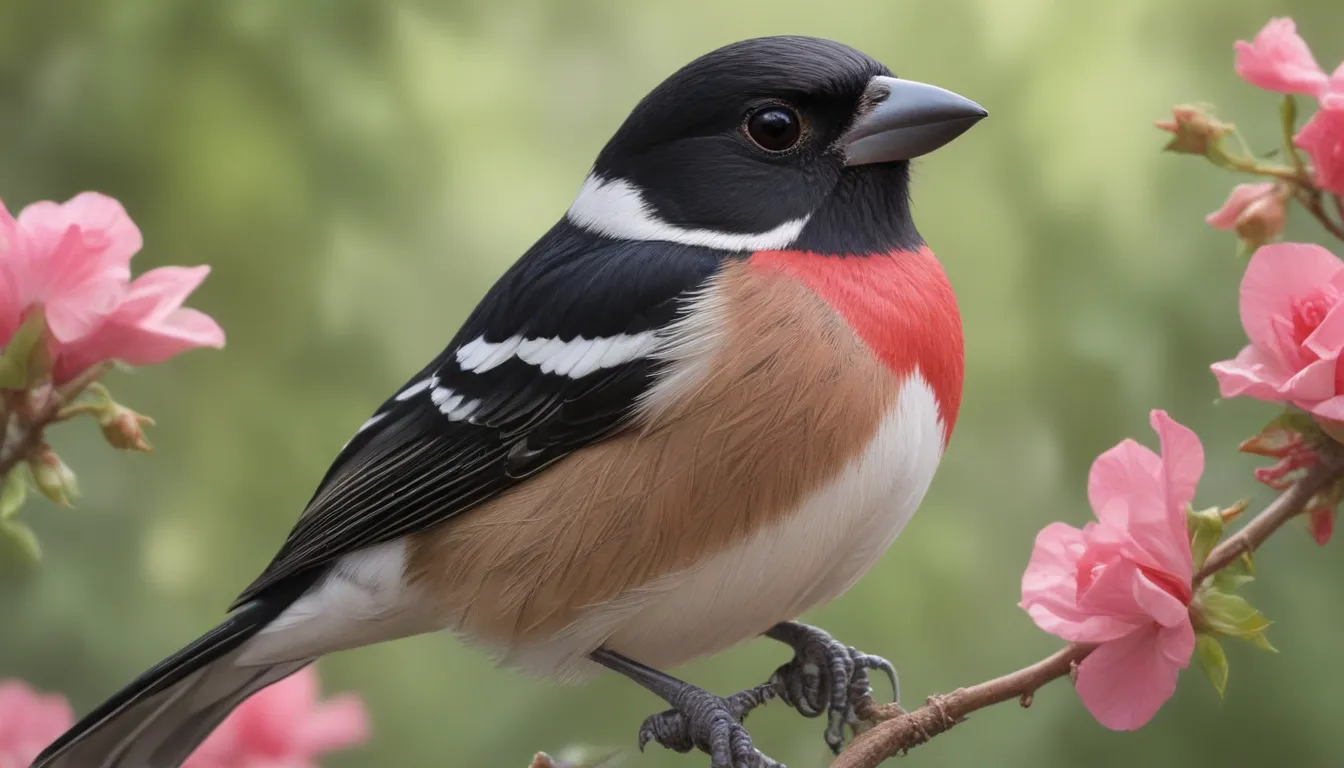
[838,76,987,166]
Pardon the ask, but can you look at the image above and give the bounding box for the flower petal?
[1304,290,1344,359]
[1150,410,1200,576]
[293,694,370,755]
[1240,244,1344,362]
[1234,18,1330,96]
[1088,439,1162,531]
[17,192,141,272]
[1075,626,1182,731]
[1307,394,1344,421]
[1133,569,1189,628]
[1020,523,1140,643]
[1212,344,1291,400]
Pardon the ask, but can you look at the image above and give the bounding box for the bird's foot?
[590,648,784,768]
[638,684,783,768]
[765,621,899,754]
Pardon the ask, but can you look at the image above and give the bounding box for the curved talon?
[765,622,901,754]
[635,686,783,768]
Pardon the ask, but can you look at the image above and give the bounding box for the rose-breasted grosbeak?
[35,35,984,768]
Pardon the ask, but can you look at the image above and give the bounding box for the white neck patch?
[565,173,809,252]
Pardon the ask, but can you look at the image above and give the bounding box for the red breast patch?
[748,247,964,444]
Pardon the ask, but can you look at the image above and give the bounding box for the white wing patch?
[566,174,809,252]
[456,332,659,379]
[395,376,437,401]
[430,386,481,421]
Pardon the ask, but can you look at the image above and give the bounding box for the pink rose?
[185,666,369,768]
[1211,243,1344,421]
[0,680,73,768]
[1295,94,1344,197]
[0,192,224,384]
[1020,410,1200,730]
[1234,18,1344,97]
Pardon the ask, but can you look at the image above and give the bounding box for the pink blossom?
[1020,410,1199,730]
[1206,183,1278,230]
[1295,94,1344,197]
[185,666,369,768]
[1211,243,1344,421]
[1234,18,1340,96]
[0,192,224,384]
[0,680,73,768]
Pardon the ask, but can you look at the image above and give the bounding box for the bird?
[34,35,984,768]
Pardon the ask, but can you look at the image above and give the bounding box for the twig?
[1296,189,1344,242]
[831,451,1344,768]
[0,363,113,477]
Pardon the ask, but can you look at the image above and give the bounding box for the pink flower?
[1295,94,1344,197]
[0,680,74,768]
[1020,410,1200,731]
[1234,18,1343,97]
[0,192,224,384]
[1211,243,1344,421]
[1205,182,1286,246]
[185,666,369,768]
[1206,183,1277,230]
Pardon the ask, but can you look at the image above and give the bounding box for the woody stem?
[829,448,1344,768]
[0,363,113,478]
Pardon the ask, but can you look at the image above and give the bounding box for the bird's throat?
[748,247,964,444]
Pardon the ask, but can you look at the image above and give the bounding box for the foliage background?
[3,1,1343,765]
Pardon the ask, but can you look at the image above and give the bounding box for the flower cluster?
[1022,17,1344,734]
[0,668,367,768]
[1235,19,1344,196]
[1,192,223,560]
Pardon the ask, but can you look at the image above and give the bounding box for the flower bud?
[1234,193,1288,249]
[30,446,78,507]
[98,404,154,453]
[1156,105,1234,158]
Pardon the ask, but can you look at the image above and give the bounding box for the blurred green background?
[4,1,1344,766]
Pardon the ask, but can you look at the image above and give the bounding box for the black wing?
[233,223,726,606]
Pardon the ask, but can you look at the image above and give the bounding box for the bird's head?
[566,35,986,255]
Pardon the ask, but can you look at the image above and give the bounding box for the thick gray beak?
[839,76,987,166]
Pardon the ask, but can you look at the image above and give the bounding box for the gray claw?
[637,685,784,768]
[766,622,900,754]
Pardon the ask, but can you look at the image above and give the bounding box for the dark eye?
[745,106,801,152]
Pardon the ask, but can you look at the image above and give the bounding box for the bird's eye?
[745,107,801,152]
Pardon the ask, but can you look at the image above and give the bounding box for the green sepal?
[1195,634,1229,698]
[1186,505,1224,573]
[1,518,40,563]
[0,309,50,389]
[0,470,25,520]
[1195,587,1274,651]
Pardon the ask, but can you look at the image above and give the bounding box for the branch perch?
[831,449,1344,768]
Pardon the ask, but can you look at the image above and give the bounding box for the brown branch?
[1297,188,1344,242]
[832,449,1344,768]
[0,363,113,477]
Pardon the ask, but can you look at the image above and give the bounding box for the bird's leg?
[763,621,900,754]
[589,648,784,768]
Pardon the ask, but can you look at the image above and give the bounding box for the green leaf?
[1187,506,1224,572]
[1196,634,1229,698]
[0,309,48,389]
[0,470,25,520]
[1,519,41,563]
[1197,588,1272,642]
